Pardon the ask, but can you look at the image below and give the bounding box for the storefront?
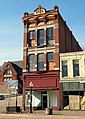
[25,90,58,110]
[61,81,85,110]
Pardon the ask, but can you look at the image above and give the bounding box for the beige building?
[60,52,85,110]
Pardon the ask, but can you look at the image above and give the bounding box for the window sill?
[36,70,47,73]
[30,38,35,40]
[28,46,36,48]
[37,45,46,48]
[28,70,47,73]
[62,76,69,78]
[28,70,37,73]
[46,44,54,47]
[73,76,80,78]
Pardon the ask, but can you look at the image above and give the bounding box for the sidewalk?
[0,110,85,119]
[1,110,85,116]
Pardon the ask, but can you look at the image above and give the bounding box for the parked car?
[0,95,5,100]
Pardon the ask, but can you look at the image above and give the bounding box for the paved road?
[0,95,22,113]
[0,111,85,119]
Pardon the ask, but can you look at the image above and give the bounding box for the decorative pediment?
[34,5,46,15]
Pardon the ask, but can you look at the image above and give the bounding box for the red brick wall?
[0,62,17,82]
[23,22,29,71]
[54,53,59,68]
[71,35,82,51]
[0,82,9,94]
[65,25,72,52]
[59,14,82,53]
[59,15,66,53]
[0,71,3,81]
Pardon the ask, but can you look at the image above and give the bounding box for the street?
[0,111,85,119]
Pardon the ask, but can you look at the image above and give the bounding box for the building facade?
[60,52,85,110]
[0,61,23,95]
[22,5,82,111]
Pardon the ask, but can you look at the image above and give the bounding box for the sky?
[0,0,85,65]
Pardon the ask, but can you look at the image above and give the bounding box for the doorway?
[42,94,47,109]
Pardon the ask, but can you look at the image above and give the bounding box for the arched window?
[4,70,12,82]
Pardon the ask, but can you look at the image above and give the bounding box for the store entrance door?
[42,94,47,109]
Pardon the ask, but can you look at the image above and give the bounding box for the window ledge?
[62,77,69,78]
[28,46,36,49]
[73,76,80,78]
[30,38,35,40]
[46,44,54,47]
[37,45,46,48]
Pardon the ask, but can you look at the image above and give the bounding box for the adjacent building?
[22,5,82,111]
[0,61,23,95]
[60,52,85,110]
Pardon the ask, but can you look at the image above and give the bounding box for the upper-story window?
[4,70,12,82]
[84,59,85,69]
[29,54,35,72]
[46,28,53,45]
[62,60,68,77]
[37,29,44,46]
[47,52,54,70]
[73,59,79,77]
[29,30,35,47]
[38,53,44,71]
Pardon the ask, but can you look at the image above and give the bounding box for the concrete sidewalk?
[0,110,85,119]
[24,110,85,116]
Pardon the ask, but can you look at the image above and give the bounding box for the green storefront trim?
[62,82,84,91]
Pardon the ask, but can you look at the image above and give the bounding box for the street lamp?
[29,82,33,113]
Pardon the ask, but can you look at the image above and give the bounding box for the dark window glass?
[38,29,44,46]
[47,52,54,62]
[38,54,44,71]
[63,91,69,95]
[46,28,53,45]
[69,91,79,95]
[62,61,68,77]
[73,60,79,77]
[29,31,35,40]
[80,91,84,96]
[29,54,35,71]
[29,31,35,47]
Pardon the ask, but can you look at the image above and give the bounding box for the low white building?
[60,52,85,110]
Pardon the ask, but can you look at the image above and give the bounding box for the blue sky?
[0,0,85,65]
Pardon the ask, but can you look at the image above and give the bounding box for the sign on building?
[6,80,18,95]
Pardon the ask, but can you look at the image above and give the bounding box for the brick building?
[0,61,23,95]
[60,52,85,110]
[22,5,82,111]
